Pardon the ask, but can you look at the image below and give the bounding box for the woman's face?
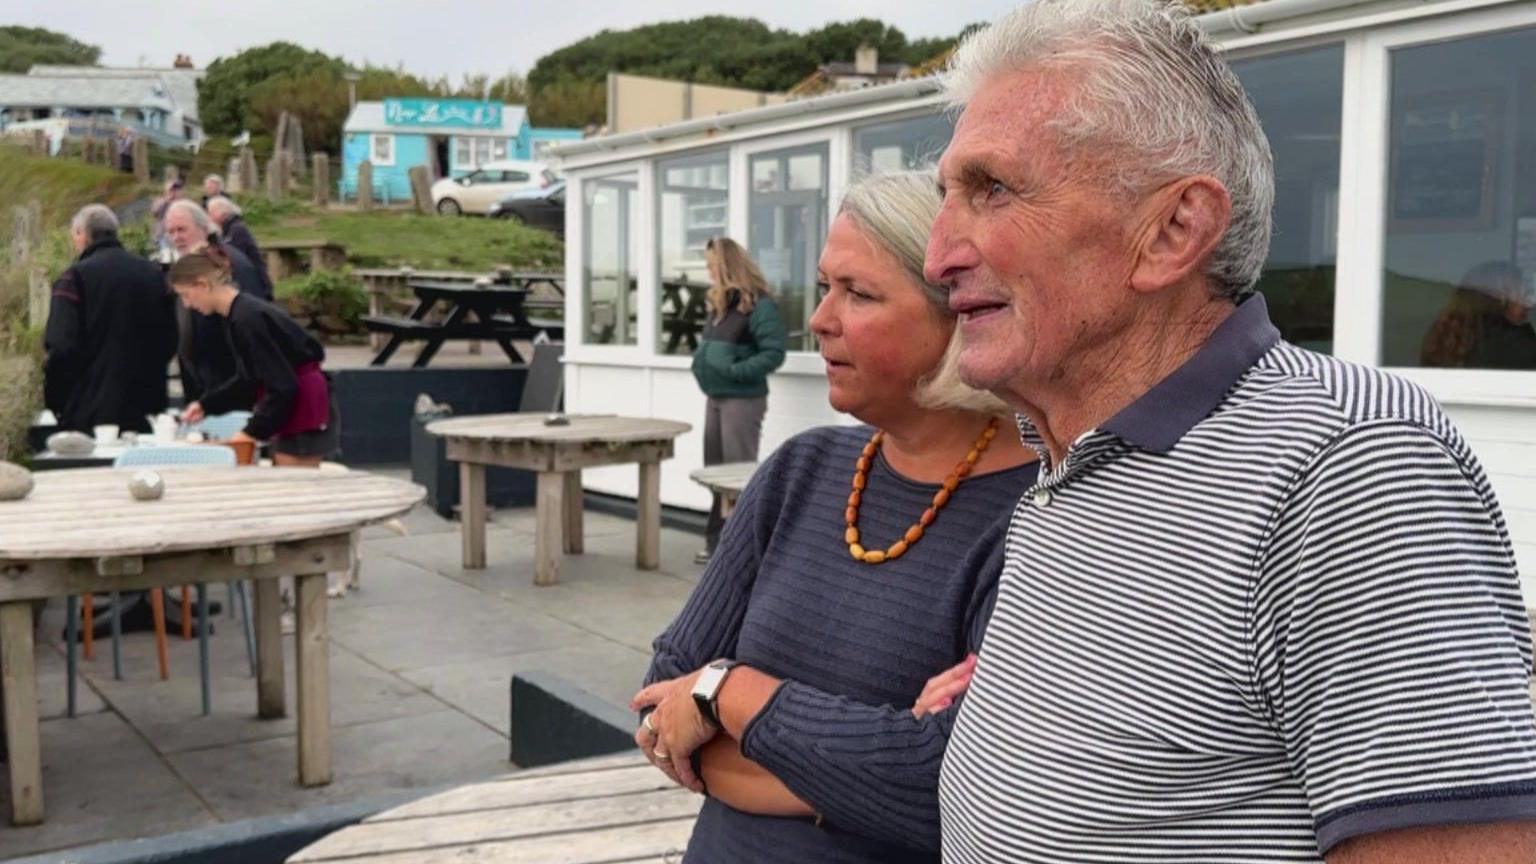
[811,213,952,428]
[171,277,215,315]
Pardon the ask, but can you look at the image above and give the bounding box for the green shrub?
[0,353,41,464]
[279,267,367,338]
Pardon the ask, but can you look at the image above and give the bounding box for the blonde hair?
[704,237,771,320]
[837,171,1012,417]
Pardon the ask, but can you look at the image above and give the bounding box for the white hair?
[838,171,1013,417]
[942,0,1274,300]
[207,195,242,219]
[204,173,224,188]
[166,199,214,232]
[70,204,118,241]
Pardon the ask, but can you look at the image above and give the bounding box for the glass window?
[507,171,529,183]
[749,143,828,352]
[493,138,509,160]
[1231,44,1344,354]
[473,137,493,167]
[584,173,640,345]
[371,133,394,165]
[853,113,954,173]
[656,150,729,355]
[1382,25,1536,371]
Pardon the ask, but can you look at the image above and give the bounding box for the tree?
[198,42,343,136]
[0,26,99,73]
[803,19,908,65]
[529,77,605,129]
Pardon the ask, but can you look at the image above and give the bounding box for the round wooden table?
[426,414,691,585]
[0,466,424,826]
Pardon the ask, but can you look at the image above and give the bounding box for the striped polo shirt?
[940,294,1536,862]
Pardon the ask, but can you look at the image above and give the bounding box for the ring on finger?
[641,713,656,734]
[654,747,671,762]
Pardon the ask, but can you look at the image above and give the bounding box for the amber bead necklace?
[845,417,1001,564]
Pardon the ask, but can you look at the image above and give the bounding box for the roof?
[0,73,178,113]
[344,100,528,136]
[26,65,203,122]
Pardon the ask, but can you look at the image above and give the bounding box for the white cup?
[93,424,120,445]
[152,416,177,443]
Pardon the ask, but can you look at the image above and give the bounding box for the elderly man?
[925,2,1536,862]
[200,173,224,208]
[44,205,178,433]
[207,195,273,299]
[163,199,266,404]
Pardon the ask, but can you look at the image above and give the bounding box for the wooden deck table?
[426,414,691,586]
[0,466,423,825]
[288,753,699,863]
[688,461,759,519]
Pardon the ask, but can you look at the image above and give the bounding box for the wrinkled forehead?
[940,66,1077,182]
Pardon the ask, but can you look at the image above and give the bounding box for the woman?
[634,172,1039,862]
[168,239,338,466]
[690,237,787,564]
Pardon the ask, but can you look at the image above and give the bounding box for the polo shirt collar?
[1098,292,1280,454]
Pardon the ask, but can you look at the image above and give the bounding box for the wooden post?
[30,130,46,156]
[132,138,149,183]
[535,471,564,586]
[295,573,331,787]
[253,577,285,718]
[357,161,374,211]
[1,602,43,825]
[637,460,661,570]
[12,202,47,330]
[80,137,94,165]
[407,165,433,214]
[312,153,330,206]
[563,471,584,555]
[266,156,284,203]
[460,462,486,569]
[239,147,258,192]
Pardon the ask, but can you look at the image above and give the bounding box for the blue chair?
[64,446,249,719]
[193,411,252,441]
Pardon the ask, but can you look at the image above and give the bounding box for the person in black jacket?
[44,204,178,433]
[164,199,270,404]
[207,195,274,299]
[169,244,338,466]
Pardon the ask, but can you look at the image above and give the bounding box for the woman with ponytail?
[167,242,338,466]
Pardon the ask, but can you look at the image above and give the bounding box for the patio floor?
[0,469,706,860]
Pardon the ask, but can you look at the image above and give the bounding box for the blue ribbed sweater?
[646,424,1038,863]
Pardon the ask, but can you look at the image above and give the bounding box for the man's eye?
[986,180,1008,200]
[815,281,831,299]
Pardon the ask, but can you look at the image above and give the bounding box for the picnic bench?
[661,279,709,354]
[262,239,348,281]
[363,280,563,367]
[358,269,565,352]
[0,467,424,825]
[427,414,691,585]
[688,461,758,519]
[287,752,698,863]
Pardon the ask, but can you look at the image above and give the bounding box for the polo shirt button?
[1032,488,1053,508]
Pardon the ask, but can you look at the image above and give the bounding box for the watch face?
[693,665,728,700]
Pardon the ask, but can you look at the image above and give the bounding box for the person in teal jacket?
[691,237,788,563]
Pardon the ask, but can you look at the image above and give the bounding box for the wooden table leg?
[253,577,285,719]
[637,460,661,570]
[295,573,331,787]
[563,470,584,555]
[535,471,563,586]
[461,462,487,569]
[1,601,43,825]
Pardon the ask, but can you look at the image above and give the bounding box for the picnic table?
[287,752,698,863]
[688,461,759,519]
[426,414,691,586]
[0,467,424,825]
[363,280,560,367]
[661,279,709,354]
[262,239,348,280]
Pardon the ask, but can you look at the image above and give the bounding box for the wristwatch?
[691,659,741,727]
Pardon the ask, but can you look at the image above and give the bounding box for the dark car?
[490,181,565,235]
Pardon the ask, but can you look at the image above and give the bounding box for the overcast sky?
[2,1,1022,82]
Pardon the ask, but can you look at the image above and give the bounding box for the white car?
[431,160,556,216]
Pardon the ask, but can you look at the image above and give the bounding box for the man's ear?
[1129,176,1231,295]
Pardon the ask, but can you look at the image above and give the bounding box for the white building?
[553,0,1536,606]
[0,64,204,149]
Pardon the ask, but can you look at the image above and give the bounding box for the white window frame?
[493,137,509,161]
[1343,2,1536,406]
[453,136,471,170]
[370,133,395,166]
[654,147,731,361]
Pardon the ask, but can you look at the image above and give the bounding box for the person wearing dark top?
[208,195,274,299]
[633,173,1038,863]
[690,237,787,564]
[168,245,338,465]
[164,199,270,404]
[44,204,178,433]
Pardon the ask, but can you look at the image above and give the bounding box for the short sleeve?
[1253,420,1536,854]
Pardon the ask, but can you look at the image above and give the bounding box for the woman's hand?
[631,669,717,793]
[230,430,256,444]
[181,402,205,425]
[912,653,977,718]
